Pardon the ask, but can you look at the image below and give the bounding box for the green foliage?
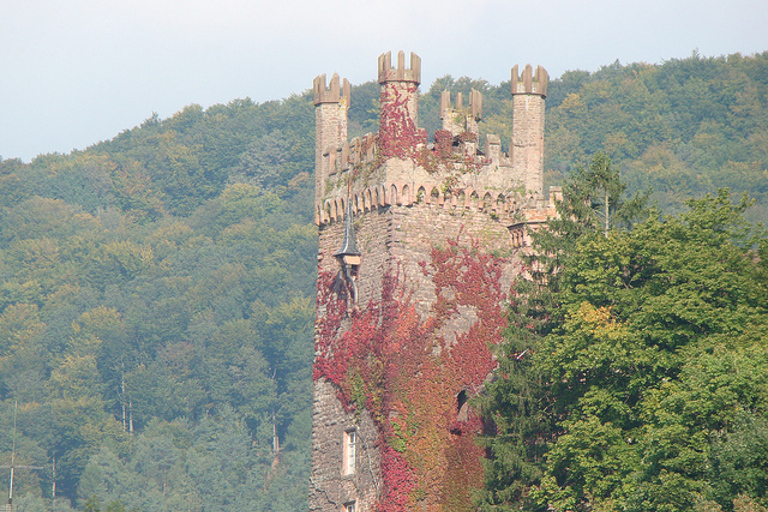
[542,52,768,221]
[1,49,767,512]
[480,184,768,511]
[562,152,649,236]
[0,93,317,511]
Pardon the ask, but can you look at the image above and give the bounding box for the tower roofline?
[314,73,351,106]
[511,64,548,97]
[378,51,421,85]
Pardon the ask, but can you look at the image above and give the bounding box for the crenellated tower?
[440,88,482,156]
[378,51,421,130]
[511,64,548,197]
[313,73,350,212]
[440,88,482,135]
[309,52,557,512]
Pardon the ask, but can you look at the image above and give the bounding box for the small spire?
[334,203,361,261]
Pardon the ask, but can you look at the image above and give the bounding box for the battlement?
[321,132,378,179]
[313,73,351,105]
[511,64,548,97]
[439,89,482,121]
[378,51,421,84]
[318,181,552,225]
[313,53,550,226]
[440,89,482,137]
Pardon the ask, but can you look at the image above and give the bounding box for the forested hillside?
[0,51,765,512]
[0,97,320,512]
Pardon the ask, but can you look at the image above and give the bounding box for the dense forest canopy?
[478,155,768,512]
[0,51,765,512]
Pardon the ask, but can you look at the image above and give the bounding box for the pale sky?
[2,0,767,162]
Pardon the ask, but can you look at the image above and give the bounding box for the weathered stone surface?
[310,52,556,512]
[309,378,380,512]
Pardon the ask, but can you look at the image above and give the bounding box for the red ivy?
[315,237,509,512]
[375,88,484,182]
[378,445,417,512]
[378,83,426,159]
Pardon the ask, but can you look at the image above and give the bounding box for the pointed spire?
[334,202,361,263]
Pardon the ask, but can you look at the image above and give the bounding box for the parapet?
[439,89,482,121]
[313,52,550,225]
[313,73,351,105]
[378,51,421,84]
[511,64,548,97]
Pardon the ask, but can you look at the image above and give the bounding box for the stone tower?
[309,52,556,512]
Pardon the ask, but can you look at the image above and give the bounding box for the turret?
[439,89,482,138]
[378,51,422,156]
[313,73,350,221]
[510,64,547,197]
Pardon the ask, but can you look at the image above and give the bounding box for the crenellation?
[439,88,483,138]
[511,64,548,97]
[341,141,350,172]
[364,133,377,162]
[484,133,502,166]
[439,90,450,117]
[470,88,482,121]
[318,181,556,225]
[313,73,351,105]
[377,50,421,84]
[311,52,558,512]
[349,137,361,166]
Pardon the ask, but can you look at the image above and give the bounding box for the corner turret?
[510,64,548,97]
[378,51,422,156]
[440,89,482,139]
[510,64,547,197]
[313,73,350,223]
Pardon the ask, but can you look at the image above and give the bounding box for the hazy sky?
[2,0,767,162]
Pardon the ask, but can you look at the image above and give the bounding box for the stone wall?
[309,52,555,512]
[311,201,525,512]
[309,378,381,512]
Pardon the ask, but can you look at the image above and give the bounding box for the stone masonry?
[309,51,557,512]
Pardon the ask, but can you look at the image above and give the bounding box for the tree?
[479,188,768,512]
[565,152,647,236]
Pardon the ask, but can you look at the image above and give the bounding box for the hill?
[0,50,765,512]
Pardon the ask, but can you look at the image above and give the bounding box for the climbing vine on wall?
[378,83,427,160]
[376,85,486,191]
[314,237,510,512]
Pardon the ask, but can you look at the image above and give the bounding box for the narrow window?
[457,389,469,422]
[457,389,468,413]
[343,430,356,475]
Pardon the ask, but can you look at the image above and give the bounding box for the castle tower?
[511,64,548,197]
[378,51,421,129]
[439,89,482,138]
[377,51,423,159]
[313,73,350,221]
[310,53,555,512]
